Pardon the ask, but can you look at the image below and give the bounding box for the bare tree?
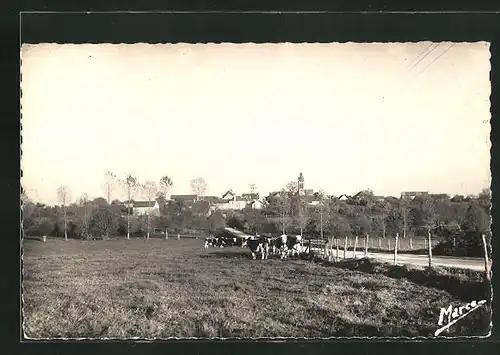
[285,181,298,195]
[142,180,158,239]
[77,193,93,239]
[120,174,139,239]
[399,198,411,238]
[296,197,308,237]
[376,201,391,238]
[422,197,438,233]
[317,189,328,239]
[57,185,71,241]
[190,177,207,200]
[159,176,173,200]
[102,171,117,204]
[278,188,291,235]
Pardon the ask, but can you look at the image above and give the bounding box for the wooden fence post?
[409,237,412,250]
[42,235,47,242]
[336,238,339,262]
[427,230,433,267]
[364,234,369,257]
[344,236,348,259]
[353,236,358,259]
[329,237,334,262]
[324,240,328,260]
[165,230,168,240]
[177,233,180,240]
[482,234,491,281]
[349,237,352,248]
[394,233,399,265]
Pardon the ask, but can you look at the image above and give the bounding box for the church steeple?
[298,172,305,196]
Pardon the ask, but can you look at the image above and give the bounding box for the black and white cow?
[268,236,285,257]
[272,234,304,259]
[221,237,238,247]
[245,235,270,260]
[204,237,215,248]
[204,236,226,248]
[287,235,304,257]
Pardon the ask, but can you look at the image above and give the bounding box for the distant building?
[200,195,225,204]
[212,189,261,211]
[212,200,247,211]
[170,194,198,203]
[248,200,264,209]
[298,172,305,195]
[338,194,350,201]
[401,191,429,200]
[222,190,236,201]
[123,200,160,216]
[242,193,260,201]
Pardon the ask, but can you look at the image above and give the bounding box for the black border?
[8,5,500,355]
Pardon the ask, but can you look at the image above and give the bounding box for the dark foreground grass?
[22,238,491,338]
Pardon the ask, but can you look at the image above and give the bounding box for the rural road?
[348,250,486,271]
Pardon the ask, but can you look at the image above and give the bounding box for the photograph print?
[21,42,492,339]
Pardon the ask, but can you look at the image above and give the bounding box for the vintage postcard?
[21,42,492,339]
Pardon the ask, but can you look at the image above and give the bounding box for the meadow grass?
[22,237,491,338]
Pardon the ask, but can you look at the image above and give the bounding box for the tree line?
[225,186,491,239]
[21,172,491,255]
[21,172,210,240]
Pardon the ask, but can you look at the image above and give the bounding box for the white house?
[213,200,248,210]
[248,200,264,209]
[124,200,160,216]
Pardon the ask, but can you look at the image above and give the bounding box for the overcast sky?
[21,42,491,205]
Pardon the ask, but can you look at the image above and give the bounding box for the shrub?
[433,231,490,257]
[90,208,119,238]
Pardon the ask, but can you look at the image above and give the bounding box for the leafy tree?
[226,213,246,231]
[90,208,119,239]
[386,208,403,236]
[207,210,226,234]
[92,197,108,208]
[327,213,351,238]
[373,202,391,238]
[21,192,37,235]
[351,213,371,236]
[461,202,490,234]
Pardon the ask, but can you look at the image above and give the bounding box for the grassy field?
[22,237,491,339]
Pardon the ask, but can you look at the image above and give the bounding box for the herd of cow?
[204,233,309,260]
